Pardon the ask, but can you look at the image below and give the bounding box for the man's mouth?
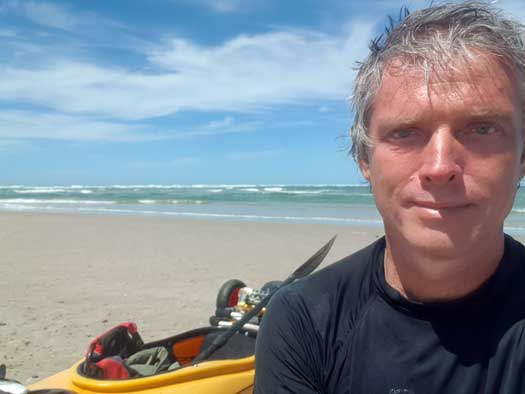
[413,201,471,210]
[410,200,473,216]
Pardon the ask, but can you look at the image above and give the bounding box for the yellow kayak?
[29,326,255,394]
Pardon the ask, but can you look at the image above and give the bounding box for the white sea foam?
[138,200,156,204]
[191,184,257,189]
[106,184,248,189]
[80,190,93,194]
[14,188,66,194]
[170,200,205,204]
[0,199,115,204]
[284,190,328,195]
[237,188,329,195]
[0,183,370,190]
[112,184,182,189]
[512,208,525,213]
[208,189,223,193]
[0,203,38,211]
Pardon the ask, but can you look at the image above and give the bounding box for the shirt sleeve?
[253,286,323,394]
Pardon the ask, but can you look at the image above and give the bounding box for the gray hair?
[349,1,525,163]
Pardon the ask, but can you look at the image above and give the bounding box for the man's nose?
[419,129,461,186]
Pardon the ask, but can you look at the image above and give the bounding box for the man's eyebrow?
[374,118,419,131]
[465,110,514,120]
[376,110,514,128]
[463,111,516,128]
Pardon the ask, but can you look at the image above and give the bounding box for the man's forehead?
[384,52,514,86]
[377,53,520,107]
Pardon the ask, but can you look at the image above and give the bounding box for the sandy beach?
[0,212,384,383]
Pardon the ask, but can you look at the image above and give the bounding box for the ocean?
[0,184,524,235]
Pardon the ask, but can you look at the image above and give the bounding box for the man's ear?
[359,159,371,181]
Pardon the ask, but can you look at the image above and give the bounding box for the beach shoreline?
[1,211,383,383]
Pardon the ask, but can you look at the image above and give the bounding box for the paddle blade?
[289,235,336,282]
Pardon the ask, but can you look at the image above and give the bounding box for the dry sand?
[0,212,382,383]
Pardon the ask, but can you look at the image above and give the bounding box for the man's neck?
[383,232,505,303]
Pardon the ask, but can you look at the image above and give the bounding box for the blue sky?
[1,0,523,185]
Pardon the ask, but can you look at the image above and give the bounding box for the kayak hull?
[29,356,254,394]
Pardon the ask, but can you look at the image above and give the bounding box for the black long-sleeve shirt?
[254,235,525,394]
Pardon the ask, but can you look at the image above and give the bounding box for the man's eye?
[472,125,496,135]
[391,129,413,139]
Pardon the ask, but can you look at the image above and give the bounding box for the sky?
[1,0,524,185]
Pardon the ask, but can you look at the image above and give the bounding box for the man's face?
[360,54,525,255]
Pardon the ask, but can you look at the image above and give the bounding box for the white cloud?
[204,116,235,130]
[0,110,258,142]
[21,1,78,30]
[0,21,375,121]
[3,1,79,31]
[3,0,124,32]
[169,118,260,138]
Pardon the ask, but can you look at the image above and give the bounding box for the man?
[254,1,525,393]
